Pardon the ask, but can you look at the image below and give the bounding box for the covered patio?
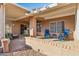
[24,4,76,41]
[5,3,76,41]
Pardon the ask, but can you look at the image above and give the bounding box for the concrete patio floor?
[10,37,26,52]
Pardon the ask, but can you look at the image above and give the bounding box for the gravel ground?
[0,49,45,56]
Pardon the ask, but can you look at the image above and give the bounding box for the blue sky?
[18,3,51,11]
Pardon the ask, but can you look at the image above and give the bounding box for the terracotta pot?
[1,38,10,53]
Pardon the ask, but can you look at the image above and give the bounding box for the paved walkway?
[10,38,26,51]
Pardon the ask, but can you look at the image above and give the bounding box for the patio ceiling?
[5,3,29,21]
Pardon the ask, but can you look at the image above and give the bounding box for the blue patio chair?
[44,29,50,39]
[64,29,70,37]
[58,29,70,41]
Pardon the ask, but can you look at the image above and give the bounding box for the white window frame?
[49,20,65,33]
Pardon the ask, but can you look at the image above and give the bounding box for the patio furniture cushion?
[13,34,19,39]
[44,29,50,39]
[50,33,59,39]
[58,33,64,41]
[58,29,70,41]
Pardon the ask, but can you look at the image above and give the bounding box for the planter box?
[1,38,10,53]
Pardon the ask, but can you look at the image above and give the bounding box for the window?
[50,21,64,33]
[57,21,64,33]
[36,21,42,32]
[50,22,56,33]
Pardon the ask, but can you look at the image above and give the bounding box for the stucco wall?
[25,37,79,56]
[5,20,28,35]
[12,21,28,35]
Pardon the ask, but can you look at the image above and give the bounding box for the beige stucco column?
[0,4,5,38]
[74,4,79,40]
[29,16,36,37]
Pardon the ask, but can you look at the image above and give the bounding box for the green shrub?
[5,33,9,39]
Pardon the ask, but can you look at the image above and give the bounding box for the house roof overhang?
[5,3,30,21]
[35,3,77,20]
[5,3,77,22]
[17,3,77,21]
